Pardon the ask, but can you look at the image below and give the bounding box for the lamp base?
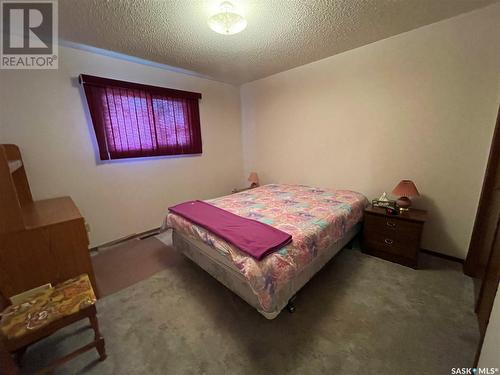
[396,196,412,211]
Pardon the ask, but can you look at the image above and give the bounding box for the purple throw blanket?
[168,200,292,260]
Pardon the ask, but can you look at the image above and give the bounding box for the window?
[80,74,202,160]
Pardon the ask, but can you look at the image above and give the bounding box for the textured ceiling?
[59,0,499,84]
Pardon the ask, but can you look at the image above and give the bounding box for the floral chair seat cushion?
[0,274,96,340]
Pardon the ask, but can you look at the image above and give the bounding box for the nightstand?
[232,186,256,194]
[361,206,427,268]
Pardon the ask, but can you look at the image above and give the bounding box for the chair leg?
[13,346,27,364]
[88,313,107,361]
[0,340,20,375]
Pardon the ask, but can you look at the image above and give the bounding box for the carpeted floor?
[20,232,479,375]
[92,236,173,297]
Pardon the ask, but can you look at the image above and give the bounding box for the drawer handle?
[384,238,394,245]
[386,221,396,228]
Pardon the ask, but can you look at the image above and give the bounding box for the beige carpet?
[20,235,479,375]
[92,234,175,297]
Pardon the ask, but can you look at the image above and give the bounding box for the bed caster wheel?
[286,295,297,313]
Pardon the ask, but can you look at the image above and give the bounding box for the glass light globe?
[208,2,247,35]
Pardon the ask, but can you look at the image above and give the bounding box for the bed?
[164,184,368,319]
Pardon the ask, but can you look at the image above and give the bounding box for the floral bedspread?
[165,184,368,311]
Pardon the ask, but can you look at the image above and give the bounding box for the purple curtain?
[80,74,202,160]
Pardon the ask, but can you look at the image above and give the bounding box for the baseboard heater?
[91,227,162,252]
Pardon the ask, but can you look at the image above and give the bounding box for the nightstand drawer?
[364,214,422,240]
[361,207,427,268]
[363,231,419,258]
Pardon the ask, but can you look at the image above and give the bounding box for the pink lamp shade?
[248,172,259,187]
[392,180,420,210]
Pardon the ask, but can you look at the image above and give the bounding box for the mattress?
[165,184,368,317]
[173,223,360,319]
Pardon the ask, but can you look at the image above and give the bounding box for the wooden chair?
[0,274,106,374]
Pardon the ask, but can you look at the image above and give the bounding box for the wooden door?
[466,106,500,364]
[465,106,500,280]
[476,215,500,335]
[473,214,500,366]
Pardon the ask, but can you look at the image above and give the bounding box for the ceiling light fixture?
[208,1,247,35]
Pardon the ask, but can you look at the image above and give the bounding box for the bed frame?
[172,223,361,319]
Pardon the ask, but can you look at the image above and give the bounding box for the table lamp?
[392,180,420,211]
[248,172,259,188]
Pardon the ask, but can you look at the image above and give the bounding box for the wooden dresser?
[0,144,98,301]
[361,205,427,268]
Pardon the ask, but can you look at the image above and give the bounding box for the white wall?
[478,286,500,369]
[241,4,500,259]
[0,45,243,247]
